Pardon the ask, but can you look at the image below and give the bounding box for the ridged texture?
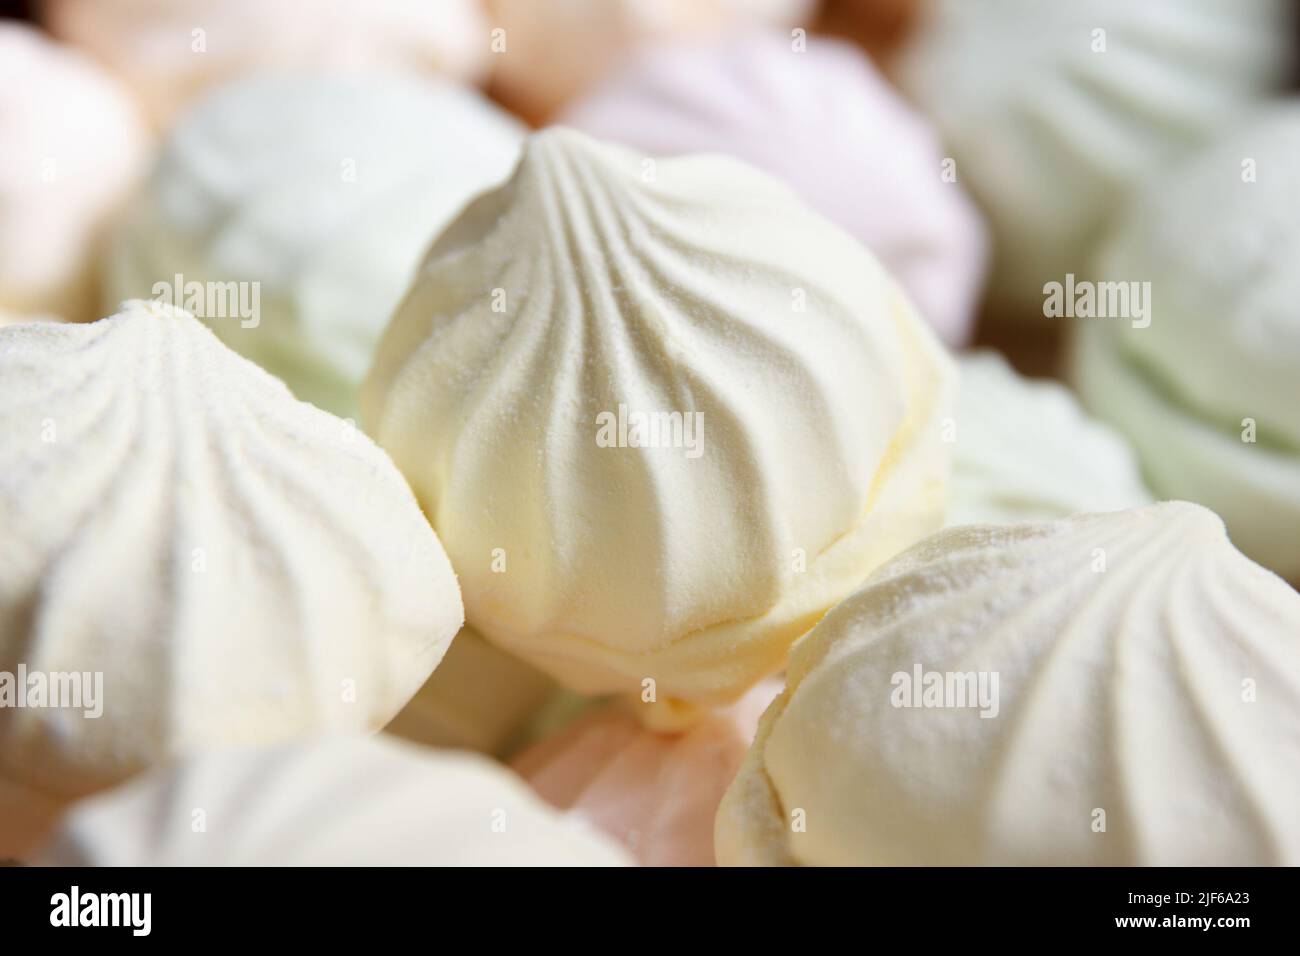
[0,24,148,323]
[1095,106,1300,447]
[898,0,1292,313]
[513,678,780,866]
[0,302,463,799]
[105,73,522,419]
[35,736,631,865]
[1073,105,1300,580]
[947,351,1150,527]
[43,0,490,126]
[363,128,955,710]
[563,30,987,345]
[1074,326,1300,582]
[717,502,1300,865]
[486,0,816,122]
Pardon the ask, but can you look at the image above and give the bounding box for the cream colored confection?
[36,736,632,866]
[1073,105,1300,580]
[385,626,559,757]
[0,302,463,803]
[947,351,1150,526]
[485,0,815,122]
[105,73,523,418]
[717,503,1300,866]
[563,31,987,345]
[0,24,148,323]
[898,0,1292,314]
[363,128,955,713]
[43,0,489,127]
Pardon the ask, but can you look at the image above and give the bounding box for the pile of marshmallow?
[2,0,1298,867]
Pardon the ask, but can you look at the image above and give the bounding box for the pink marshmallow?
[562,30,988,346]
[514,679,782,867]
